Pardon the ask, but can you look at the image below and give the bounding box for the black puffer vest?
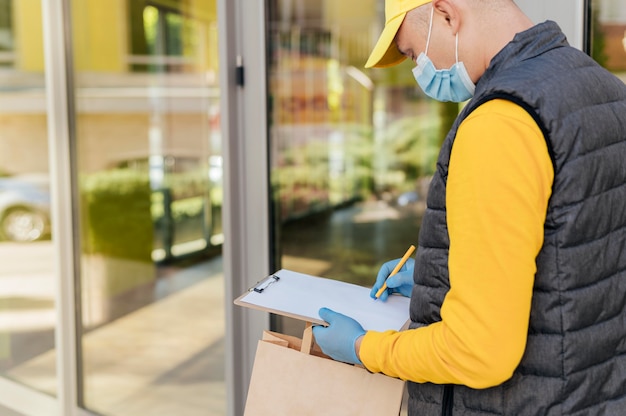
[409,21,626,415]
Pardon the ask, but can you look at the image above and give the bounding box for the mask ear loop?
[455,32,459,64]
[424,6,434,55]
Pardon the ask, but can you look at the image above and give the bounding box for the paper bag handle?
[300,322,313,355]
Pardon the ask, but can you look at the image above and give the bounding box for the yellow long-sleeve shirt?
[359,99,554,388]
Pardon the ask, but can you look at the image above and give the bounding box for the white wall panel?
[516,0,585,50]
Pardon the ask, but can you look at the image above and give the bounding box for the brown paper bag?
[244,327,405,416]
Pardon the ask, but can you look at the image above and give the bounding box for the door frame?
[218,0,271,415]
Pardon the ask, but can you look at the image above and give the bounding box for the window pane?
[592,0,626,83]
[0,0,57,396]
[71,0,224,414]
[0,403,24,416]
[268,0,458,291]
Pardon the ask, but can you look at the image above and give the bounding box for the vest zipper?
[442,385,454,416]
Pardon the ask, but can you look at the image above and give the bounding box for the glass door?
[267,0,459,305]
[68,1,225,415]
[0,0,241,413]
[0,0,57,399]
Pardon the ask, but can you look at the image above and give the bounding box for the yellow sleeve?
[359,99,554,388]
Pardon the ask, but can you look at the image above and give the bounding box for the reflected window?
[129,1,203,73]
[0,0,56,398]
[590,0,626,82]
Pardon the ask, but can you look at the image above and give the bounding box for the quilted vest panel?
[408,21,626,416]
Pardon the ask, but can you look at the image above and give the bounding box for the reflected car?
[0,175,51,242]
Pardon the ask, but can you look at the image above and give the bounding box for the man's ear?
[432,0,462,35]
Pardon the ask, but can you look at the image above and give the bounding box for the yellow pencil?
[375,245,416,299]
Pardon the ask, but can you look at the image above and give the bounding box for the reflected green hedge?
[80,170,153,262]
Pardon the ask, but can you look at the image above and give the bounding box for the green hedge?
[80,169,153,262]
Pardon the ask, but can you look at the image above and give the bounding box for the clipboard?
[234,269,410,332]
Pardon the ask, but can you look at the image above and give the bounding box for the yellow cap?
[365,0,432,68]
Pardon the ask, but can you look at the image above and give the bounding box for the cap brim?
[365,13,407,68]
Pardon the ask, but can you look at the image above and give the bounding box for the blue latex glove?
[370,257,415,301]
[312,307,366,365]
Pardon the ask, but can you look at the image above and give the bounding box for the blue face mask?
[412,8,475,103]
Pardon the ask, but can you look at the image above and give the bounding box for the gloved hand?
[370,257,415,301]
[312,308,366,365]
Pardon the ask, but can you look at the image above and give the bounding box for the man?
[313,0,626,414]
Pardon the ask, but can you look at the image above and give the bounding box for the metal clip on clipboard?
[250,274,280,293]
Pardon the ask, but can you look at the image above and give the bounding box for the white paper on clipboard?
[234,269,410,332]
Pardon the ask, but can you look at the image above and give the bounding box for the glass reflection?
[0,0,57,396]
[268,0,457,287]
[269,0,626,291]
[72,1,224,415]
[592,0,626,83]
